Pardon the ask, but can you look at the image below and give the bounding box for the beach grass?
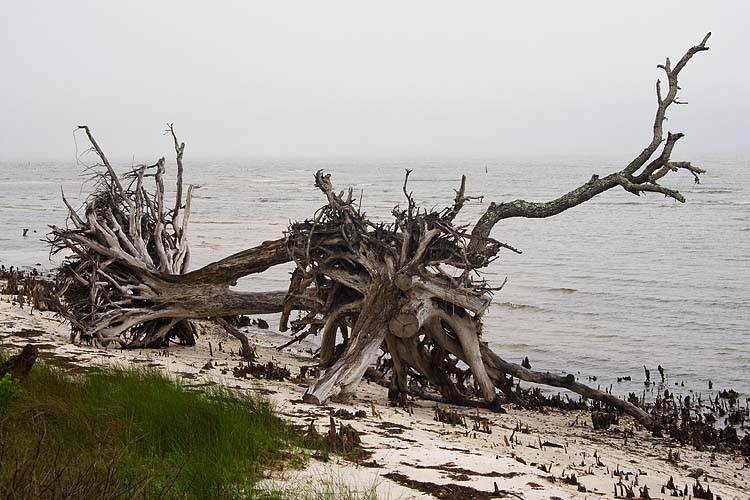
[0,350,350,500]
[249,479,381,500]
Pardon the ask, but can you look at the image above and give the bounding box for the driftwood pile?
[46,35,716,435]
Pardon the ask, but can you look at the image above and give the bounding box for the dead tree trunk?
[303,280,401,403]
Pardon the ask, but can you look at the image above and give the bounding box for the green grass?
[0,372,21,405]
[0,350,333,499]
[249,477,381,500]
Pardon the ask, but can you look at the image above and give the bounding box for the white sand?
[1,298,748,499]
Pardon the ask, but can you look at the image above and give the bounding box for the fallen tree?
[50,125,296,356]
[50,34,710,431]
[281,33,710,431]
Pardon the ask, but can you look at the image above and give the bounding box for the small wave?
[695,201,750,207]
[495,342,531,349]
[692,189,737,194]
[545,287,577,294]
[192,221,248,225]
[494,301,544,312]
[192,241,226,250]
[597,201,643,206]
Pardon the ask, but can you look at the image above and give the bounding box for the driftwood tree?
[50,125,296,356]
[50,34,710,431]
[281,33,710,430]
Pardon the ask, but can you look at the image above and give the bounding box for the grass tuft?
[248,471,382,500]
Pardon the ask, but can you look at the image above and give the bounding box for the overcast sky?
[1,1,747,161]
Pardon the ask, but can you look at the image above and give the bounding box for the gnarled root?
[50,126,293,349]
[282,35,710,433]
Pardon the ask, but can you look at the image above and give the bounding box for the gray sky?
[1,1,747,161]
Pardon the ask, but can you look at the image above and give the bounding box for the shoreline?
[1,299,748,499]
[3,259,747,402]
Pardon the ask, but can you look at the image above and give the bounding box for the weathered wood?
[479,345,657,431]
[303,280,401,404]
[0,344,38,380]
[394,334,473,405]
[319,300,362,368]
[393,273,414,292]
[438,314,495,403]
[426,320,657,429]
[388,297,437,339]
[283,35,706,422]
[384,333,408,399]
[178,238,290,285]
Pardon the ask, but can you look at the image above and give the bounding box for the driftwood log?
[49,34,710,431]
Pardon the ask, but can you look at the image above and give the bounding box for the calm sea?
[1,158,748,399]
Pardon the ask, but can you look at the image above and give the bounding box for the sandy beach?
[2,297,747,500]
[2,4,749,498]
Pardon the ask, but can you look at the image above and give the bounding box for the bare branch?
[467,33,710,266]
[168,123,186,233]
[77,125,124,196]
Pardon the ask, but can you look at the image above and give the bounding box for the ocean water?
[1,157,748,399]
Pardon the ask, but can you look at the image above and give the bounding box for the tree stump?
[0,344,38,379]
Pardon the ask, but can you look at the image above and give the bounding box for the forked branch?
[467,33,710,266]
